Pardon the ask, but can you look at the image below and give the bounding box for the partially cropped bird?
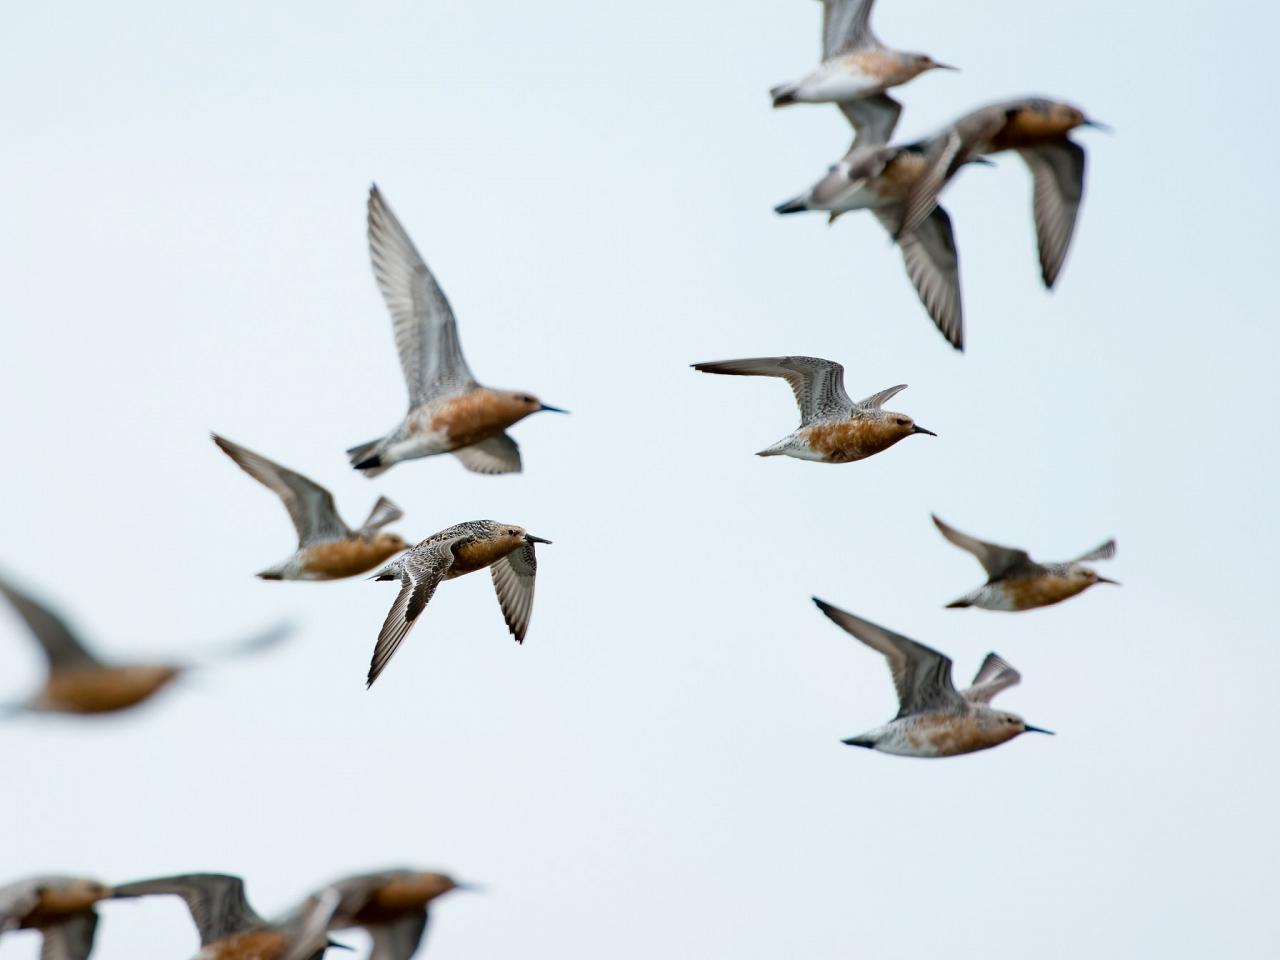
[0,576,289,716]
[932,514,1118,611]
[692,356,934,463]
[0,875,111,960]
[347,186,567,477]
[813,598,1053,757]
[770,0,954,108]
[214,434,409,580]
[366,522,549,687]
[111,873,343,960]
[290,869,468,960]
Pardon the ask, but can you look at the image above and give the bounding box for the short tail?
[774,196,808,215]
[945,597,972,609]
[770,84,797,108]
[347,438,391,478]
[842,736,876,749]
[256,571,284,581]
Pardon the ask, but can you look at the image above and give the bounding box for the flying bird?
[0,577,290,716]
[347,186,567,477]
[289,870,468,960]
[110,873,343,960]
[770,0,954,108]
[214,434,409,580]
[0,875,111,960]
[932,514,1118,611]
[813,598,1053,757]
[367,522,549,686]
[692,356,934,463]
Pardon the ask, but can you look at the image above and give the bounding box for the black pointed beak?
[932,61,959,71]
[1082,118,1112,132]
[911,425,937,437]
[539,404,569,414]
[1095,576,1121,586]
[327,940,356,952]
[969,156,996,167]
[1023,724,1055,736]
[525,534,552,545]
[454,881,485,893]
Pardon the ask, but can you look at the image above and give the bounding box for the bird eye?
[896,418,909,426]
[508,529,517,536]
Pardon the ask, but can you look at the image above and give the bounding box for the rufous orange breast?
[1004,575,1088,610]
[198,931,291,960]
[908,714,1019,757]
[355,875,453,923]
[41,666,179,714]
[451,536,520,575]
[23,888,104,927]
[804,421,903,463]
[428,391,527,449]
[303,538,405,579]
[993,112,1079,150]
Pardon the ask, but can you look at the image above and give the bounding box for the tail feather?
[770,85,797,108]
[842,736,876,749]
[347,438,392,478]
[946,597,973,609]
[775,197,808,215]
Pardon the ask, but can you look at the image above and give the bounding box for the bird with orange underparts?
[896,97,1105,287]
[213,434,409,580]
[770,0,954,108]
[812,598,1053,757]
[0,577,290,716]
[366,522,548,687]
[932,514,1118,611]
[692,356,934,463]
[111,873,343,960]
[347,186,567,477]
[1,875,112,960]
[288,869,469,960]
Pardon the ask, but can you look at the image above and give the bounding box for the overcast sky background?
[2,1,1277,957]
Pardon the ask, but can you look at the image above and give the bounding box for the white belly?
[791,64,880,103]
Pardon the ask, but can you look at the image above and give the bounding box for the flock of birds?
[2,1,1116,957]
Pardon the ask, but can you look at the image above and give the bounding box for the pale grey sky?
[2,1,1277,957]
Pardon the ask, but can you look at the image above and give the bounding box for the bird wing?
[823,0,878,57]
[0,879,41,931]
[0,579,99,670]
[692,356,853,424]
[813,598,959,717]
[491,542,538,644]
[894,130,969,242]
[1019,138,1086,288]
[367,541,459,687]
[369,912,430,960]
[1072,538,1116,564]
[358,496,405,538]
[110,874,262,945]
[855,384,908,409]
[876,205,964,350]
[367,185,477,407]
[837,93,901,149]
[962,653,1021,704]
[452,433,522,475]
[213,434,348,546]
[280,888,342,960]
[931,515,1031,579]
[39,911,99,960]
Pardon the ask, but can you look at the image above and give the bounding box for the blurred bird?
[896,97,1104,287]
[214,434,409,580]
[0,577,290,716]
[347,186,567,477]
[813,598,1053,756]
[0,875,111,960]
[692,356,934,463]
[932,515,1118,611]
[367,522,548,686]
[289,870,468,960]
[111,873,343,960]
[770,0,954,107]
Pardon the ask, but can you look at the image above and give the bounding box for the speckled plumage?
[692,356,934,463]
[812,599,1053,757]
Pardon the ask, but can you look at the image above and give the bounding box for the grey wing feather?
[823,0,877,57]
[896,132,966,241]
[0,879,41,930]
[692,356,853,423]
[813,598,959,716]
[962,653,1021,704]
[856,384,908,409]
[368,185,476,406]
[0,579,99,670]
[110,874,262,945]
[837,94,901,149]
[876,206,964,350]
[1072,539,1116,564]
[280,888,342,960]
[39,912,98,960]
[367,541,458,687]
[369,912,430,960]
[491,542,537,644]
[1020,139,1086,288]
[452,433,522,475]
[932,515,1031,579]
[359,496,405,537]
[213,435,349,546]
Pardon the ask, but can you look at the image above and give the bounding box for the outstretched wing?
[813,598,959,717]
[1020,139,1086,289]
[837,93,901,150]
[962,653,1021,704]
[213,435,348,546]
[453,433,522,475]
[931,515,1031,580]
[111,874,262,945]
[823,0,877,58]
[369,912,430,960]
[491,542,538,644]
[0,579,99,670]
[692,356,853,424]
[358,496,404,538]
[876,205,963,350]
[368,185,477,406]
[367,541,459,687]
[1072,539,1116,564]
